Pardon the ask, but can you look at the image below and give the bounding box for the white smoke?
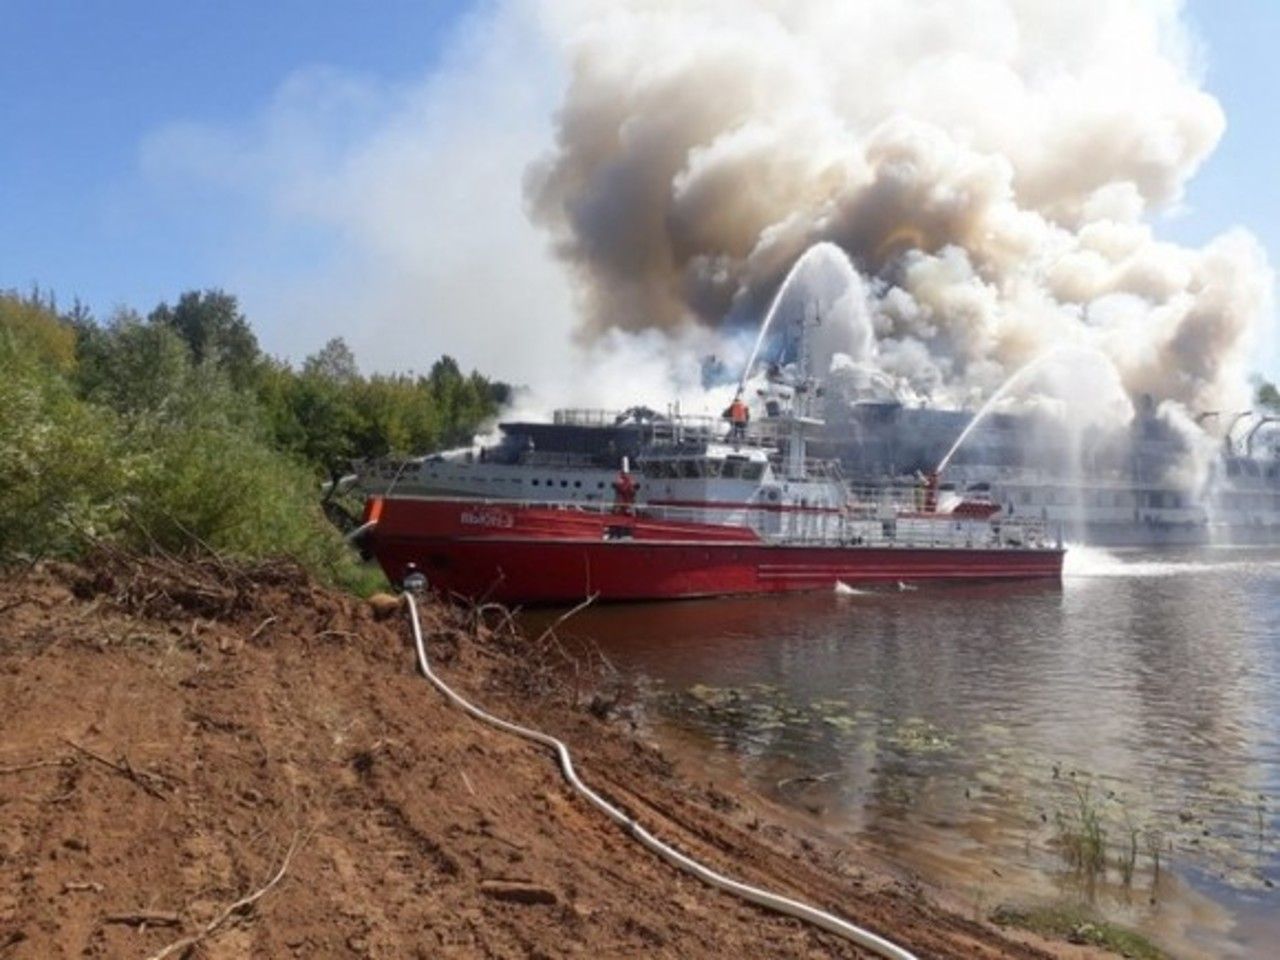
[137,0,1275,438]
[527,0,1274,417]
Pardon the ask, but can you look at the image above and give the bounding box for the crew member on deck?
[612,469,637,514]
[724,395,750,440]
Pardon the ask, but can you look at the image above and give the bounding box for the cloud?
[137,1,576,391]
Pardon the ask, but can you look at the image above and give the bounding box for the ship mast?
[785,303,824,480]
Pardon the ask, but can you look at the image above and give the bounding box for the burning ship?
[817,395,1280,547]
[355,320,1063,604]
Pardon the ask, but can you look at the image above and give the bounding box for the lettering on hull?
[459,508,515,529]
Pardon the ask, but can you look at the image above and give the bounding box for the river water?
[540,546,1280,959]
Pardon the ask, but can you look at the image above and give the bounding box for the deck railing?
[427,495,1061,551]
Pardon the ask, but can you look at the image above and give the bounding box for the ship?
[352,395,1279,558]
[356,319,1064,604]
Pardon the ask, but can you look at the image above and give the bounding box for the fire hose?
[401,585,919,960]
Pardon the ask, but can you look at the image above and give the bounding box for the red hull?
[368,498,1063,605]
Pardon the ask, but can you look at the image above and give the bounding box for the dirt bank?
[1,556,1106,958]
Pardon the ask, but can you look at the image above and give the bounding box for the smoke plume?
[527,0,1273,414]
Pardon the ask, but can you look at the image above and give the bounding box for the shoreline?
[1,556,1140,958]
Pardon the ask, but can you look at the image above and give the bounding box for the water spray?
[934,344,1119,478]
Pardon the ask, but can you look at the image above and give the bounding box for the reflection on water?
[537,547,1280,959]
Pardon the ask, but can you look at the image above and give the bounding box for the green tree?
[303,336,359,383]
[74,309,194,416]
[288,372,362,478]
[150,290,259,387]
[0,291,77,372]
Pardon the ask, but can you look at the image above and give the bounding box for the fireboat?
[355,314,1064,605]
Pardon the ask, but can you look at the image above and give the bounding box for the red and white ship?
[356,319,1064,605]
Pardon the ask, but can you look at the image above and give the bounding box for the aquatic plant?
[990,905,1168,959]
[1054,781,1108,880]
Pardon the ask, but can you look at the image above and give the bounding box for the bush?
[0,348,124,559]
[0,298,369,589]
[0,289,506,594]
[118,367,362,585]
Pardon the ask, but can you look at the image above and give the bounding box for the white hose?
[344,519,378,543]
[402,591,918,960]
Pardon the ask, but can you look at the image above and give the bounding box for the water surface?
[541,546,1280,958]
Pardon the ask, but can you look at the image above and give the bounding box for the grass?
[337,559,392,598]
[1055,781,1109,879]
[990,904,1168,959]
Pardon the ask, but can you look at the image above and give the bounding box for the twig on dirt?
[141,830,304,960]
[115,506,183,567]
[153,508,235,575]
[475,570,506,608]
[103,910,181,928]
[312,629,359,642]
[62,880,104,894]
[776,771,841,790]
[475,603,522,641]
[533,592,599,648]
[0,757,74,776]
[460,770,477,797]
[58,738,170,801]
[248,616,278,641]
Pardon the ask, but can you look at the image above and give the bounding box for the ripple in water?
[536,546,1280,959]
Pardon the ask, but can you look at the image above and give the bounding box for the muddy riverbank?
[1,556,1131,958]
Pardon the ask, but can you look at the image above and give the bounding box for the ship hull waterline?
[366,499,1065,606]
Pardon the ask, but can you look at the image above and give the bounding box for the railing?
[552,408,781,451]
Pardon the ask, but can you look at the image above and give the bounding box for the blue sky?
[1,0,1277,381]
[0,0,472,316]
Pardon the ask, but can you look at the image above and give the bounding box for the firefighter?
[724,395,750,440]
[611,469,637,514]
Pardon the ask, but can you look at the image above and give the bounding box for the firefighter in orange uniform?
[724,395,750,440]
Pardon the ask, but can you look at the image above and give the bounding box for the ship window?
[742,463,764,481]
[561,480,569,487]
[722,460,742,479]
[532,479,540,486]
[574,481,582,488]
[679,460,702,479]
[704,459,723,478]
[597,481,605,489]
